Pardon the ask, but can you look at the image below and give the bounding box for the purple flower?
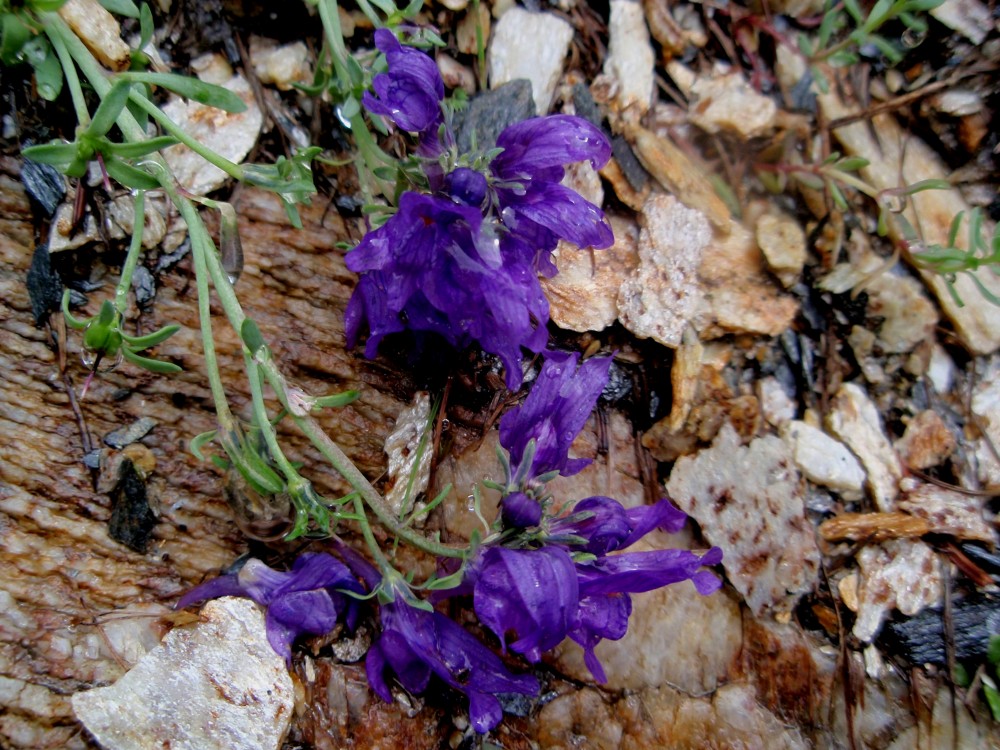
[176,553,363,663]
[499,350,613,483]
[550,496,688,555]
[344,192,549,389]
[499,491,542,528]
[363,29,444,137]
[367,582,539,733]
[492,115,613,276]
[461,494,722,684]
[473,546,579,663]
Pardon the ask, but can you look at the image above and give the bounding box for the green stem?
[354,0,381,28]
[44,22,89,125]
[127,95,246,181]
[244,351,300,484]
[823,168,879,199]
[316,0,350,83]
[113,190,145,316]
[353,495,394,573]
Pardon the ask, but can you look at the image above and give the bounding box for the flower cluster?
[456,352,723,683]
[346,30,613,389]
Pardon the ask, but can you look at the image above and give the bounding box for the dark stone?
[611,134,649,192]
[131,264,156,307]
[108,460,158,554]
[600,361,632,404]
[453,80,536,155]
[20,159,65,217]
[26,243,63,325]
[103,417,157,449]
[880,593,1000,666]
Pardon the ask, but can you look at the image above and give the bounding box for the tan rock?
[897,478,995,544]
[783,420,866,500]
[687,67,779,140]
[543,215,639,333]
[894,409,956,470]
[617,194,709,347]
[249,37,312,91]
[853,540,943,642]
[604,0,655,115]
[59,0,131,71]
[756,211,807,288]
[488,7,574,114]
[826,382,903,511]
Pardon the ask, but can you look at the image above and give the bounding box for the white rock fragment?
[853,540,943,642]
[488,7,574,114]
[687,67,778,140]
[603,0,655,114]
[59,0,131,71]
[161,54,264,195]
[897,478,995,544]
[756,376,796,428]
[783,420,866,501]
[617,194,709,347]
[543,215,639,333]
[865,269,938,354]
[826,383,903,511]
[72,597,294,750]
[927,343,956,394]
[384,391,433,519]
[971,362,1000,486]
[756,212,806,288]
[250,37,311,91]
[930,0,993,44]
[667,423,821,615]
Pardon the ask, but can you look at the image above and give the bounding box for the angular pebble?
[894,409,956,471]
[604,0,655,114]
[783,420,865,500]
[617,194,709,347]
[666,423,820,615]
[756,211,806,288]
[853,540,942,642]
[897,478,995,544]
[488,7,574,114]
[687,67,778,140]
[826,383,902,511]
[73,597,293,750]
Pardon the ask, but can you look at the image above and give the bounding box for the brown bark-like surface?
[0,154,410,747]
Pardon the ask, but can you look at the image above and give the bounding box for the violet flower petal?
[362,29,444,136]
[568,593,631,683]
[265,589,339,663]
[576,547,724,598]
[500,491,542,528]
[496,181,613,251]
[620,498,688,548]
[499,351,613,481]
[550,496,631,555]
[175,574,246,610]
[492,115,611,180]
[473,546,579,662]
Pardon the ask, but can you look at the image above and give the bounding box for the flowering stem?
[352,494,394,575]
[316,0,350,84]
[113,191,145,317]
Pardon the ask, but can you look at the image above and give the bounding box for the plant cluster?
[6,0,723,734]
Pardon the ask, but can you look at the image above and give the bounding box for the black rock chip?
[108,460,158,554]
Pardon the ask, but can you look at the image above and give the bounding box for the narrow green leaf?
[138,2,154,48]
[902,179,950,195]
[829,49,860,67]
[29,0,70,10]
[984,679,1000,722]
[97,0,140,18]
[842,0,864,22]
[829,182,849,211]
[121,72,247,113]
[121,345,182,373]
[22,141,78,167]
[836,156,870,172]
[867,33,903,63]
[988,634,1000,665]
[797,33,814,57]
[88,79,133,137]
[102,156,161,190]
[23,36,63,101]
[104,135,178,158]
[946,211,964,247]
[903,0,945,11]
[119,323,180,350]
[190,430,217,461]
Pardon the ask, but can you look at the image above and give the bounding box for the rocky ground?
[1,0,1000,748]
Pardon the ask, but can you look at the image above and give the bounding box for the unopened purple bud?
[445,168,488,207]
[500,491,542,528]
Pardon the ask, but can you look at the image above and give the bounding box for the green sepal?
[119,323,180,350]
[121,345,182,373]
[312,390,360,409]
[240,318,266,356]
[120,71,247,113]
[190,430,217,461]
[61,289,90,329]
